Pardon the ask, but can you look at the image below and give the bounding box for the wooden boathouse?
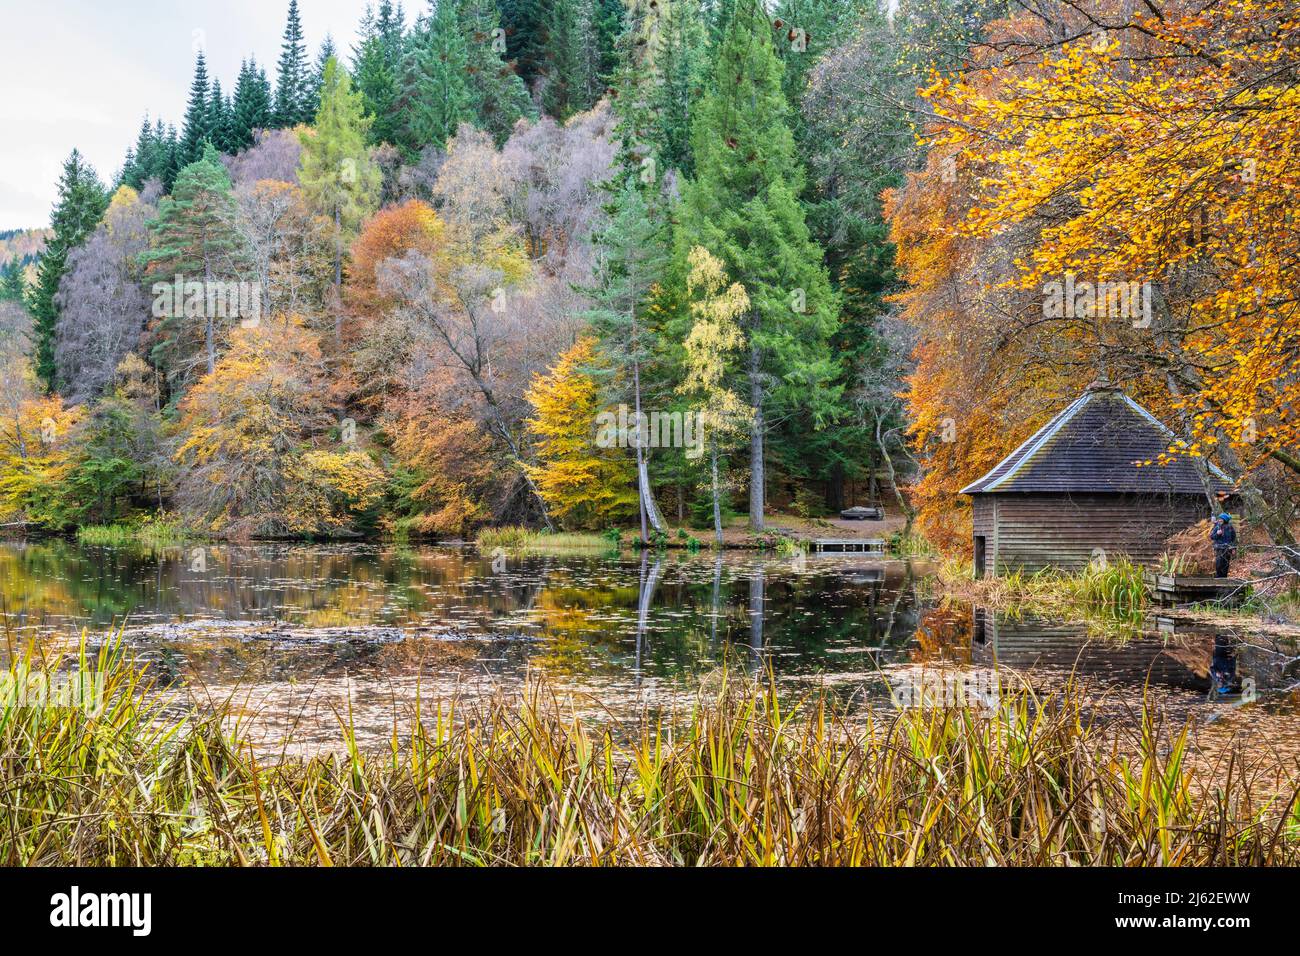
[961,386,1231,577]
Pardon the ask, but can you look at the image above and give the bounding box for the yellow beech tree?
[891,0,1300,551]
[525,336,636,528]
[174,315,384,538]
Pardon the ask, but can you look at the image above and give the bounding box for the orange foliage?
[346,199,446,320]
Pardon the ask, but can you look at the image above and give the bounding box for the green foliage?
[29,150,107,393]
[675,0,842,492]
[396,2,474,154]
[141,144,245,386]
[273,0,312,126]
[231,58,274,150]
[297,59,380,260]
[179,51,213,166]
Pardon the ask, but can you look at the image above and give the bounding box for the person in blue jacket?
[1210,513,1237,578]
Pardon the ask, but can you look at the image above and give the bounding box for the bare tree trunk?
[874,413,917,536]
[748,339,764,531]
[333,205,343,346]
[711,442,724,546]
[633,358,665,538]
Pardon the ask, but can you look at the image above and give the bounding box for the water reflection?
[2,541,1294,752]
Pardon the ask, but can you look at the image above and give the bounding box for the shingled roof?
[960,388,1232,496]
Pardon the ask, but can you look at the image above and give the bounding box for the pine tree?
[675,0,840,530]
[29,150,108,392]
[179,51,212,166]
[396,2,473,154]
[297,58,380,340]
[274,0,311,126]
[142,144,245,382]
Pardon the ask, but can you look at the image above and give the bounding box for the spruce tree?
[232,58,274,150]
[0,262,26,304]
[675,0,839,530]
[540,0,580,119]
[30,150,108,392]
[396,2,472,154]
[652,0,708,178]
[274,0,311,126]
[120,115,157,190]
[160,124,182,191]
[307,34,338,118]
[179,51,212,166]
[352,4,405,145]
[498,0,545,91]
[205,78,233,154]
[463,0,533,143]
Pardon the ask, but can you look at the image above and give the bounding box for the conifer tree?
[297,58,380,340]
[307,34,338,118]
[205,78,233,154]
[675,0,839,530]
[179,50,212,165]
[231,58,274,150]
[352,3,406,145]
[274,0,311,126]
[652,0,708,178]
[463,0,533,143]
[142,144,246,382]
[396,1,473,154]
[0,262,26,305]
[585,179,672,540]
[30,150,108,392]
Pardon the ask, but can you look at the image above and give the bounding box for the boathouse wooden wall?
[971,492,1209,573]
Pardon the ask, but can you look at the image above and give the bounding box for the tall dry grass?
[3,637,1298,866]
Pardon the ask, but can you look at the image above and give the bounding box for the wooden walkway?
[812,538,886,553]
[1143,571,1246,605]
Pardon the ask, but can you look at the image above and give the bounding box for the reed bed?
[76,516,191,547]
[3,638,1299,866]
[475,526,612,553]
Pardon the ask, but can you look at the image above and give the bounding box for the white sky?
[0,0,386,230]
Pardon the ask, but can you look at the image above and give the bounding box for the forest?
[1,0,1296,562]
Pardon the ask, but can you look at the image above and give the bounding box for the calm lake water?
[2,540,1296,752]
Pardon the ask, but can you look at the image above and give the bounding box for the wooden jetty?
[812,538,886,553]
[1143,571,1247,606]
